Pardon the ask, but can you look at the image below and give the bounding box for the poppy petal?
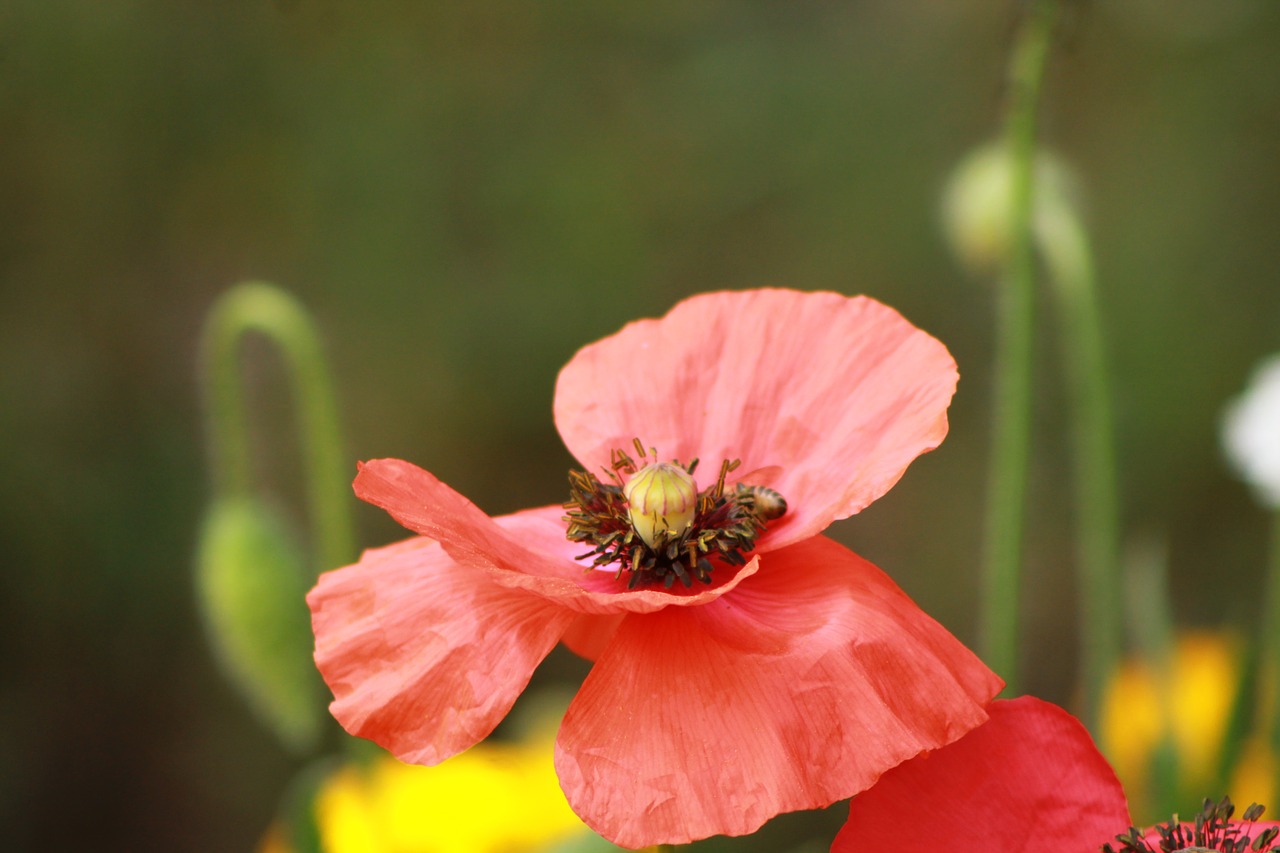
[354,458,760,615]
[554,535,1002,848]
[553,289,958,552]
[308,536,575,765]
[559,613,625,661]
[832,696,1131,853]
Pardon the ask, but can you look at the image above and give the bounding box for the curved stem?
[201,282,356,575]
[1040,203,1122,731]
[979,0,1059,693]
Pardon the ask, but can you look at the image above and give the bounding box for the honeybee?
[734,483,787,521]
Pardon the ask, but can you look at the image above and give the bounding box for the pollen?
[562,439,787,589]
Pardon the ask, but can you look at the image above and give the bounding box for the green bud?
[941,141,1077,277]
[195,497,325,753]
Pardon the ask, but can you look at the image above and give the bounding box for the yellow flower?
[1232,734,1276,807]
[264,721,653,853]
[1100,631,1274,815]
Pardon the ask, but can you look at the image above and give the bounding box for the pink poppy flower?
[308,289,1003,848]
[833,696,1280,853]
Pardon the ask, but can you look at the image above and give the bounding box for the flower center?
[562,439,787,589]
[1104,797,1279,853]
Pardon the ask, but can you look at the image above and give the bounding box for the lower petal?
[554,535,1002,848]
[356,458,760,615]
[833,697,1131,853]
[559,612,625,662]
[308,537,575,765]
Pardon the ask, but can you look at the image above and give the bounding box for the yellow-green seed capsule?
[622,462,698,549]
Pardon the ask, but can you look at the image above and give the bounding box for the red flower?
[308,289,1003,848]
[833,696,1280,853]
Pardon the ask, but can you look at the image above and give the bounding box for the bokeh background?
[3,1,1280,850]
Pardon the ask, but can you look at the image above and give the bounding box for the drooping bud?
[622,462,698,549]
[941,141,1077,277]
[195,497,325,753]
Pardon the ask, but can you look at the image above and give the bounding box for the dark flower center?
[562,439,787,589]
[1105,797,1280,853]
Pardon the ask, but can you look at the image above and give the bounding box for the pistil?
[623,462,698,549]
[562,440,787,589]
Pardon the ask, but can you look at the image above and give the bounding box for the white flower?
[1222,354,1280,509]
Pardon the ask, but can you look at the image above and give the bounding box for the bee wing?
[732,465,785,489]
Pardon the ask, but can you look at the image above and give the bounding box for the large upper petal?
[832,697,1131,853]
[553,535,1002,848]
[354,458,759,616]
[308,536,574,765]
[553,289,959,551]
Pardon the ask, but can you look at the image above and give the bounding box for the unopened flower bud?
[195,497,325,753]
[941,141,1077,277]
[623,462,698,549]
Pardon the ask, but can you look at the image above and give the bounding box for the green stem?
[1266,510,1280,791]
[1039,203,1122,731]
[204,297,254,502]
[1123,534,1178,817]
[979,0,1059,693]
[1212,506,1280,801]
[201,282,356,575]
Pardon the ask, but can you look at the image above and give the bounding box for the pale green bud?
[941,142,1077,277]
[622,462,698,549]
[195,497,325,753]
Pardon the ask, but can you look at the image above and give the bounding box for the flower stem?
[1039,201,1122,732]
[980,0,1059,693]
[1266,509,1280,795]
[201,282,356,575]
[1123,534,1179,816]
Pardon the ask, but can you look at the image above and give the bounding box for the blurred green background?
[3,1,1280,850]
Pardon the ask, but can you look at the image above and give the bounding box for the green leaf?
[195,497,325,753]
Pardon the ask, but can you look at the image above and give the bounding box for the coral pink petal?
[308,536,575,765]
[553,289,959,552]
[354,458,759,615]
[833,697,1132,853]
[554,535,1002,848]
[559,613,625,661]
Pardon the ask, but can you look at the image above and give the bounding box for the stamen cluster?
[1105,797,1280,853]
[562,440,784,589]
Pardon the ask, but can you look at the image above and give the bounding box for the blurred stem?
[281,757,337,853]
[1266,511,1280,782]
[1122,536,1174,704]
[1123,534,1179,815]
[980,0,1059,692]
[1039,203,1122,732]
[1208,507,1280,801]
[201,282,356,575]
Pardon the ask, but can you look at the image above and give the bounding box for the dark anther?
[561,442,786,589]
[1106,797,1279,853]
